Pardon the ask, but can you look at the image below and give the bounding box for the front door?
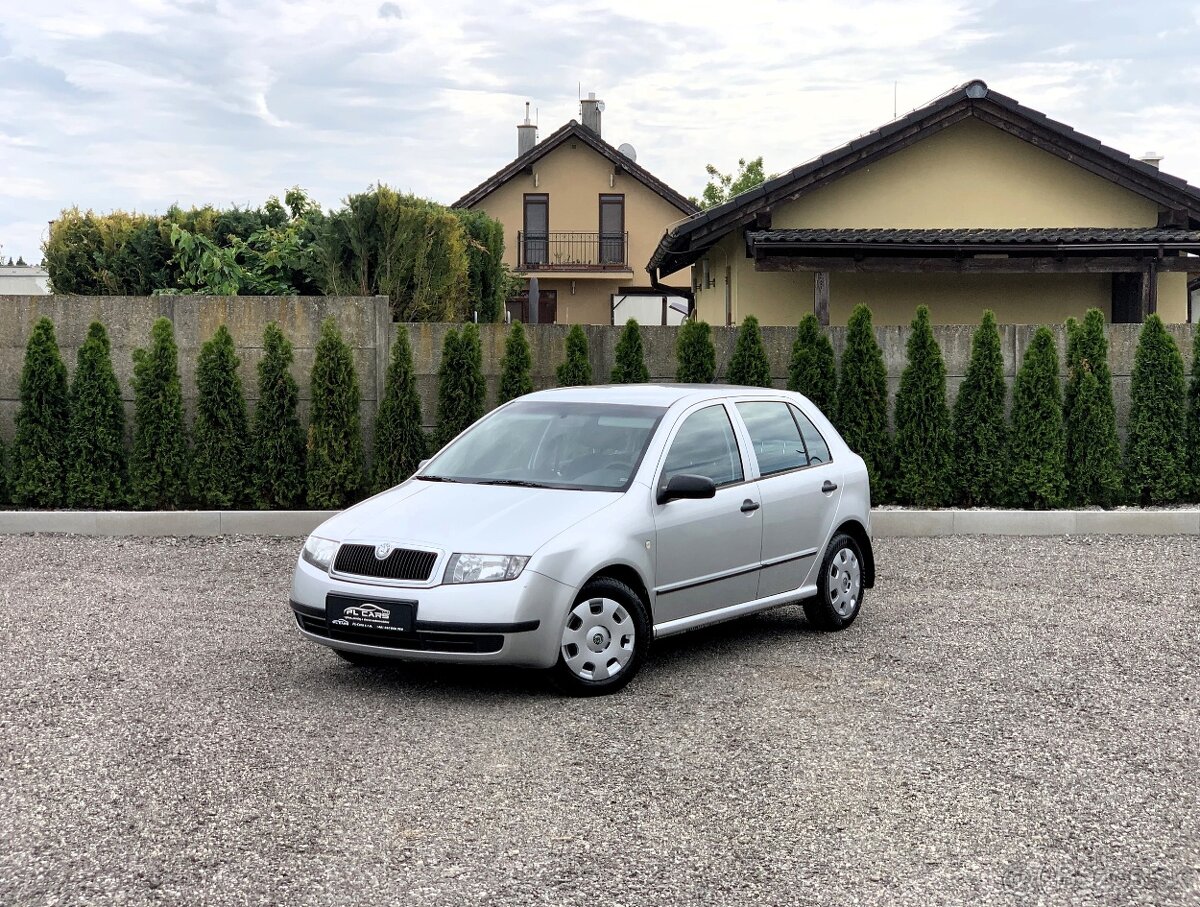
[652,404,762,625]
[505,290,558,324]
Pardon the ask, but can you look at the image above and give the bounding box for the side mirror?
[417,459,431,471]
[657,473,717,505]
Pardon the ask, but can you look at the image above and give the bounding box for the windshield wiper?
[414,474,461,483]
[475,479,551,488]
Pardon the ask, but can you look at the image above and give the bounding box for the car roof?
[521,384,799,408]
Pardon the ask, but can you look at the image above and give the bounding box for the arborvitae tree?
[251,322,306,509]
[1125,314,1188,505]
[836,305,892,502]
[130,317,189,509]
[0,437,9,505]
[1007,327,1067,509]
[951,311,1006,506]
[611,318,650,384]
[435,325,486,446]
[189,325,250,508]
[675,319,716,383]
[557,325,592,387]
[787,313,837,413]
[498,321,534,404]
[372,324,427,491]
[13,318,70,507]
[460,322,487,423]
[1064,310,1121,506]
[65,322,127,508]
[1189,336,1200,501]
[893,306,952,506]
[307,318,364,508]
[727,315,772,387]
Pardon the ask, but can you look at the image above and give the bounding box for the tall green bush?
[893,306,951,506]
[454,208,507,322]
[1189,336,1200,500]
[372,325,428,492]
[189,325,250,508]
[65,322,128,508]
[557,326,592,387]
[435,325,486,445]
[611,319,650,384]
[498,321,534,404]
[0,438,9,505]
[307,318,364,508]
[1124,314,1187,505]
[675,319,716,383]
[951,311,1007,507]
[1063,310,1121,506]
[13,318,69,507]
[1007,327,1067,509]
[787,313,837,413]
[130,318,189,509]
[836,305,892,502]
[727,315,772,387]
[251,322,306,509]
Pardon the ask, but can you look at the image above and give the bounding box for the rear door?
[652,403,762,624]
[734,400,843,598]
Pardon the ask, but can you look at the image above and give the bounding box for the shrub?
[307,318,364,508]
[836,305,892,502]
[65,322,128,508]
[498,321,534,404]
[893,306,951,506]
[787,313,837,413]
[611,318,650,384]
[13,318,70,507]
[951,310,1007,507]
[675,319,716,383]
[435,324,486,446]
[0,438,8,505]
[251,322,306,509]
[130,317,189,509]
[454,208,507,322]
[1124,314,1188,505]
[727,315,772,387]
[1007,327,1067,509]
[557,325,592,387]
[372,325,428,491]
[189,325,250,508]
[1064,310,1121,506]
[1189,336,1200,500]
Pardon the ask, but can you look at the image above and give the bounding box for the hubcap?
[561,597,635,682]
[828,547,861,617]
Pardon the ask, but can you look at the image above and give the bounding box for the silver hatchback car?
[291,385,874,695]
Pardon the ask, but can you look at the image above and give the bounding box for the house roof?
[746,227,1200,255]
[452,120,699,215]
[649,79,1200,277]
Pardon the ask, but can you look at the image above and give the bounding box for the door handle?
[821,480,839,493]
[740,499,760,513]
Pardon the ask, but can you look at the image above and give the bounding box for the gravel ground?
[0,534,1197,907]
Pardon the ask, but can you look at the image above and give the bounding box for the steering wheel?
[602,459,636,476]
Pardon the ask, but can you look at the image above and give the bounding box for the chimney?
[1140,151,1163,169]
[580,92,602,137]
[517,102,537,157]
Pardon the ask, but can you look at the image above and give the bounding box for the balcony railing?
[517,231,629,270]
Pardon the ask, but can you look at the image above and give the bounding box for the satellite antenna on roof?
[617,142,637,162]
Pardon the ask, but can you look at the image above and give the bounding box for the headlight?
[301,535,339,571]
[444,553,529,584]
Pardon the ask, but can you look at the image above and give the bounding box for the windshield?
[420,400,666,491]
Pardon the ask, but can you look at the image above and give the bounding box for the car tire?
[803,532,866,631]
[549,576,650,697]
[334,648,388,667]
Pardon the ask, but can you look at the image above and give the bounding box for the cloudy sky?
[2,0,1199,262]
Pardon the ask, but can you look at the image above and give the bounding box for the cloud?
[378,2,403,19]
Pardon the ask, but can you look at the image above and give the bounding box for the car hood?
[313,480,621,555]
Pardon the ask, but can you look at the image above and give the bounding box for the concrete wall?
[0,296,1195,445]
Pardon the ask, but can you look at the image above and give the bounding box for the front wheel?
[803,533,865,631]
[549,577,650,696]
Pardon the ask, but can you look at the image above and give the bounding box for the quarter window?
[736,402,808,476]
[789,405,832,465]
[661,405,743,488]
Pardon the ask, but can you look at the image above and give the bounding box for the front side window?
[790,405,832,465]
[736,402,808,476]
[660,405,743,489]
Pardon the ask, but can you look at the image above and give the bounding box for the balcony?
[517,231,629,271]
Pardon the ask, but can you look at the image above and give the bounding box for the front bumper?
[289,556,573,669]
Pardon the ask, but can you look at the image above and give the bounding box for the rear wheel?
[803,533,865,631]
[550,576,650,696]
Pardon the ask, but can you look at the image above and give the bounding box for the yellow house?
[454,97,698,325]
[649,80,1200,326]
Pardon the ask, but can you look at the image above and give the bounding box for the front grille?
[333,544,438,582]
[296,614,503,655]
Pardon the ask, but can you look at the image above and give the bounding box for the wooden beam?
[754,255,1198,274]
[814,271,830,326]
[1141,262,1158,319]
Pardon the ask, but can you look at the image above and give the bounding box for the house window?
[523,194,548,266]
[599,194,625,265]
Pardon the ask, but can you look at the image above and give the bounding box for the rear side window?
[661,405,743,488]
[736,402,807,476]
[790,404,832,465]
